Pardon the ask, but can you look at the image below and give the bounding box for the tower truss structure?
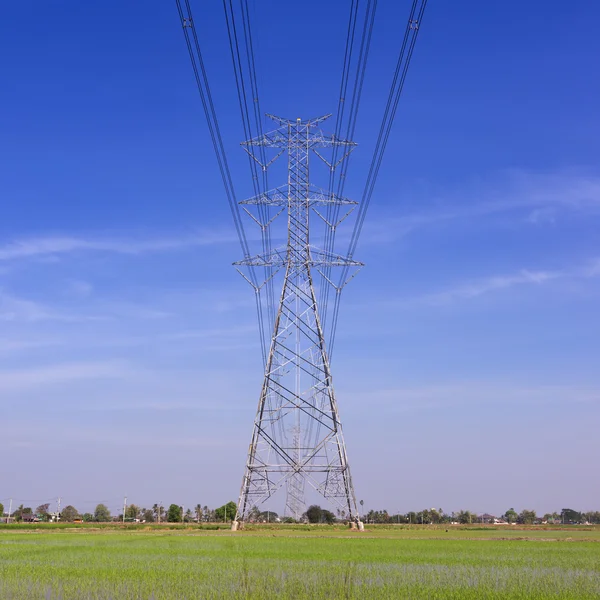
[234,115,363,525]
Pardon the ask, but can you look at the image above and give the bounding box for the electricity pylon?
[233,115,363,528]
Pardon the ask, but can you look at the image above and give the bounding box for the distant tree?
[195,504,203,523]
[167,504,182,523]
[584,511,600,524]
[430,509,444,524]
[247,506,260,522]
[125,504,140,521]
[503,508,518,524]
[142,509,154,523]
[391,513,407,524]
[152,504,165,523]
[215,501,237,522]
[61,505,79,522]
[13,504,25,522]
[418,509,440,525]
[0,503,4,518]
[561,508,582,524]
[305,505,323,524]
[94,504,111,522]
[406,511,417,524]
[36,504,51,521]
[457,510,474,525]
[14,506,33,522]
[205,506,217,522]
[184,508,193,523]
[321,509,336,525]
[366,509,391,524]
[82,513,94,522]
[258,511,278,522]
[518,509,536,525]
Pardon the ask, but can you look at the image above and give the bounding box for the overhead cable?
[329,0,428,356]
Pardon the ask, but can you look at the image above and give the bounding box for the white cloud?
[390,258,600,307]
[423,269,563,304]
[0,337,63,354]
[527,207,556,225]
[0,291,104,322]
[164,325,257,340]
[1,419,236,449]
[361,170,600,243]
[65,280,93,298]
[0,361,126,393]
[0,230,238,262]
[343,382,600,413]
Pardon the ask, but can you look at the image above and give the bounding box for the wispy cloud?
[406,258,600,306]
[0,230,238,262]
[343,382,600,413]
[163,325,257,341]
[423,269,562,304]
[362,170,600,242]
[64,279,93,298]
[1,419,237,449]
[0,361,126,392]
[0,337,63,354]
[0,291,105,322]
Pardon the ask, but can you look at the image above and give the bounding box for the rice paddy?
[1,525,599,599]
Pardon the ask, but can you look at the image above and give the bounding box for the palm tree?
[15,504,24,522]
[152,503,164,523]
[195,504,203,523]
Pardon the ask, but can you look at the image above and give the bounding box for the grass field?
[1,525,599,599]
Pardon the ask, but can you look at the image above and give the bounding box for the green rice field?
[1,525,599,599]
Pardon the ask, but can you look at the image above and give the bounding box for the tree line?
[0,501,237,524]
[359,507,600,525]
[2,501,598,525]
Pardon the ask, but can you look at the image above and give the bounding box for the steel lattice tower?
[233,115,363,527]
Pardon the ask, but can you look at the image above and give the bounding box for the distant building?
[22,514,40,523]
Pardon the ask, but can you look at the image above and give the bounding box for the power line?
[320,0,378,345]
[222,0,272,365]
[175,0,252,261]
[174,0,272,366]
[329,0,428,357]
[319,0,361,320]
[239,0,277,336]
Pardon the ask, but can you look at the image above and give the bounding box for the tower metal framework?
[234,115,363,525]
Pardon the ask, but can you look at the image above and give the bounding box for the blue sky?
[1,0,599,518]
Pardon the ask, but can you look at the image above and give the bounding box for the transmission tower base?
[231,521,240,531]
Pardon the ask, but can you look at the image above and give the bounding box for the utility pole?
[123,496,127,524]
[234,115,362,529]
[7,498,12,523]
[56,497,61,522]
